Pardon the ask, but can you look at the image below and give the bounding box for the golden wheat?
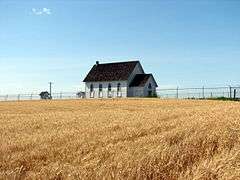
[0,99,240,179]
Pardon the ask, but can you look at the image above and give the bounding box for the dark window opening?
[117,83,121,91]
[148,83,152,89]
[108,83,112,91]
[99,84,102,92]
[90,84,94,92]
[148,90,152,96]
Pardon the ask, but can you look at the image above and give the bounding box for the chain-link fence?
[0,92,84,101]
[0,86,239,102]
[157,86,240,99]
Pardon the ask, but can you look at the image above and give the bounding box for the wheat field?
[0,99,240,179]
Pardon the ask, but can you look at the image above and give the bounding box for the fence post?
[18,94,20,101]
[60,92,62,99]
[30,94,33,100]
[176,86,179,99]
[202,86,205,99]
[234,89,236,99]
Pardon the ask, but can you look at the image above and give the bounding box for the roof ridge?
[135,73,152,75]
[97,60,139,65]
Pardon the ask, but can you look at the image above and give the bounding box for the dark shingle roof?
[83,61,139,82]
[129,74,158,87]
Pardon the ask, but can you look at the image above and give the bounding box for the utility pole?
[49,82,53,99]
[176,86,179,99]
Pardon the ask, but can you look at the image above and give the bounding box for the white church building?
[83,60,158,98]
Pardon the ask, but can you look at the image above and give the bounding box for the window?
[99,84,103,92]
[148,83,153,97]
[98,84,103,98]
[108,83,112,98]
[117,83,121,91]
[90,84,94,98]
[90,84,94,92]
[117,83,122,97]
[108,83,112,91]
[148,83,152,89]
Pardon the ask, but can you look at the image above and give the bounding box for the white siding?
[128,76,157,97]
[127,63,144,96]
[85,81,127,98]
[128,87,144,97]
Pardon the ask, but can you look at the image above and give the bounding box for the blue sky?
[0,0,240,94]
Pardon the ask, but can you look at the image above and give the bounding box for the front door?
[148,90,152,96]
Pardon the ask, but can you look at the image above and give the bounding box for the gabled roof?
[83,61,139,82]
[129,74,158,87]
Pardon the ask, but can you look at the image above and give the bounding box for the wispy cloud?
[32,8,51,15]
